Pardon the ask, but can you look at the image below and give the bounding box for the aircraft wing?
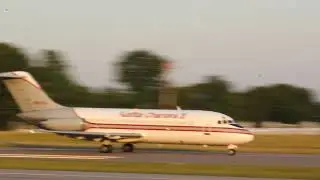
[33,129,143,142]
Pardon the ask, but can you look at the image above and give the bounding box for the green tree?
[225,92,247,121]
[178,76,231,113]
[267,84,313,124]
[310,102,320,123]
[115,50,169,107]
[245,86,271,128]
[43,50,67,72]
[0,42,30,129]
[0,43,29,72]
[244,84,314,127]
[28,50,91,107]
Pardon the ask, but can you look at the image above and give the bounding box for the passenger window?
[228,120,232,124]
[223,120,227,124]
[218,121,221,124]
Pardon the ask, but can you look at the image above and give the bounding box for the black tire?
[228,149,236,156]
[99,144,113,153]
[122,143,134,152]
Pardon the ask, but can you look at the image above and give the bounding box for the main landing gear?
[99,143,135,153]
[99,144,113,153]
[227,144,237,156]
[122,143,134,152]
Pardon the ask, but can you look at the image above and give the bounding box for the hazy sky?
[1,0,320,97]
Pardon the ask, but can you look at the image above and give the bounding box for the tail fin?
[0,71,64,112]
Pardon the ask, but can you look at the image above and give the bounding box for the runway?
[0,145,319,167]
[0,169,294,180]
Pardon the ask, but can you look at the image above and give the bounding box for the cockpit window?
[218,119,236,125]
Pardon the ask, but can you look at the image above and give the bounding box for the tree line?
[0,42,319,129]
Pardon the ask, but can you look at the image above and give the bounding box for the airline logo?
[120,111,187,119]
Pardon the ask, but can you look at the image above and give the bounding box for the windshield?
[230,123,244,128]
[217,119,243,128]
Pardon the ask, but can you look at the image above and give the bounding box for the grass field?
[0,132,319,154]
[0,158,319,179]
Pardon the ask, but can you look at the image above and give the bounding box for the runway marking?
[0,153,122,160]
[0,172,168,180]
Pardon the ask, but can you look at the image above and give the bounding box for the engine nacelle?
[39,118,85,131]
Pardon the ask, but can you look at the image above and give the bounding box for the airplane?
[0,71,254,156]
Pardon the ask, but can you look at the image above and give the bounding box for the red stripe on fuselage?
[83,121,243,131]
[83,121,252,135]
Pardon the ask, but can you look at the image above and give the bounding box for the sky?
[1,0,320,98]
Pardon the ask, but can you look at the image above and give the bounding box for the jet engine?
[39,118,85,131]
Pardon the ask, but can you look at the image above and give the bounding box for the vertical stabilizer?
[0,71,63,112]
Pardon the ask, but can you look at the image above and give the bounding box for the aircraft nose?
[246,130,255,142]
[248,134,255,142]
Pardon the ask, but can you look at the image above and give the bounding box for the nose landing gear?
[227,144,238,156]
[227,149,236,156]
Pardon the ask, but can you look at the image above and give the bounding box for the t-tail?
[0,71,64,112]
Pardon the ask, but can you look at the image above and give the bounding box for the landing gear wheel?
[228,149,236,156]
[99,144,113,153]
[122,143,134,152]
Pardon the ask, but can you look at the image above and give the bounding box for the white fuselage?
[73,108,254,146]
